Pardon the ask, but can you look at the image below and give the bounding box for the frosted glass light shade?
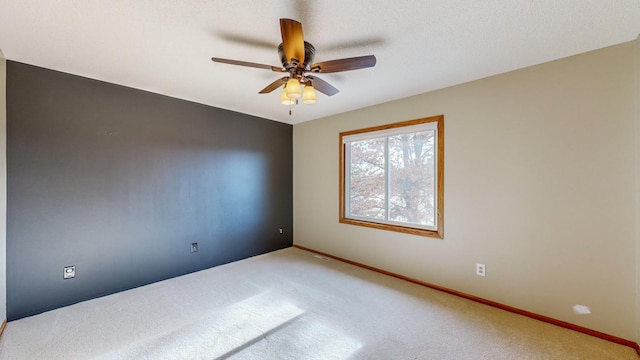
[280,88,295,105]
[285,78,302,98]
[302,85,317,104]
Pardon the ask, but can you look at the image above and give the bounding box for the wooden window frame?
[339,115,444,238]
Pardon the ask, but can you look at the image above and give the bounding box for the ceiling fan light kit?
[302,84,317,104]
[285,78,302,98]
[280,88,296,105]
[212,18,376,110]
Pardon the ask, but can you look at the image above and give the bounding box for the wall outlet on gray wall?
[191,242,198,253]
[63,265,76,279]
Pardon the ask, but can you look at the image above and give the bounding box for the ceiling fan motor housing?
[278,41,316,70]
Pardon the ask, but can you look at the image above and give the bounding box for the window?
[339,115,444,238]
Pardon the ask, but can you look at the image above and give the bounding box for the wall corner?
[634,34,640,346]
[0,47,6,329]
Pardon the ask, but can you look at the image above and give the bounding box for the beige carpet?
[0,247,636,359]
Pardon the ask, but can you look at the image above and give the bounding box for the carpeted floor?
[0,247,637,359]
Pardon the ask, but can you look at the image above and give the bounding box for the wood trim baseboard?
[0,319,6,338]
[292,244,640,353]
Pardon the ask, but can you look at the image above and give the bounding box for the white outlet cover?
[476,264,486,277]
[63,265,76,279]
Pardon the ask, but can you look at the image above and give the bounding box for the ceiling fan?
[212,18,376,106]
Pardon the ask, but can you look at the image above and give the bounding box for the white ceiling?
[1,1,639,125]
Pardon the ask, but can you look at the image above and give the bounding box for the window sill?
[339,217,443,238]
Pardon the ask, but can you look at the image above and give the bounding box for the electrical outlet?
[476,263,486,277]
[63,265,76,279]
[191,242,198,253]
[279,227,284,235]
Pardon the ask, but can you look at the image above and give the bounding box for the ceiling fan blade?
[259,77,289,94]
[310,55,376,73]
[306,75,339,96]
[211,57,285,72]
[280,18,305,66]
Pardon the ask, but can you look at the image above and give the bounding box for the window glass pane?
[349,138,386,220]
[340,115,443,238]
[388,130,435,227]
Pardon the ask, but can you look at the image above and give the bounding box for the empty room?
[1,1,640,359]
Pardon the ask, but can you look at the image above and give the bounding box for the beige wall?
[294,42,637,340]
[0,48,6,324]
[635,35,640,344]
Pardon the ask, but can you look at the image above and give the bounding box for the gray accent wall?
[6,61,293,320]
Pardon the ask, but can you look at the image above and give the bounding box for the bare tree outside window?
[348,138,385,220]
[340,116,443,238]
[388,130,435,226]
